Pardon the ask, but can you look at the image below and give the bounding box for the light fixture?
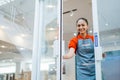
[89,30,93,33]
[0,0,14,6]
[73,33,77,36]
[46,5,55,8]
[46,0,55,8]
[20,47,24,50]
[70,11,74,16]
[47,27,55,31]
[0,26,6,29]
[1,45,6,48]
[105,23,108,26]
[21,34,26,37]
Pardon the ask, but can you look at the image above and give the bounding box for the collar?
[77,34,90,39]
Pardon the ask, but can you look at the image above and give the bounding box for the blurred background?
[0,0,120,80]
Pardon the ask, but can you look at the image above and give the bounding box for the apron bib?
[75,39,95,80]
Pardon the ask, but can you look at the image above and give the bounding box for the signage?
[94,33,98,47]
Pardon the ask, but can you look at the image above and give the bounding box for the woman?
[63,18,95,80]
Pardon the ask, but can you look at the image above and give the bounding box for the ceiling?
[0,0,120,67]
[0,0,34,66]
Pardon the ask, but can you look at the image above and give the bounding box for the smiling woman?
[63,18,95,80]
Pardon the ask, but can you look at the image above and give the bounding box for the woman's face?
[76,19,88,34]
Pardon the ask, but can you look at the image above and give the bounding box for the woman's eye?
[77,25,80,27]
[81,24,85,26]
[77,24,85,27]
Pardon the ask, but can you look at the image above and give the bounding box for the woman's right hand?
[63,48,75,59]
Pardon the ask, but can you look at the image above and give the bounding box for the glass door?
[92,0,120,80]
[32,0,62,80]
[0,0,35,80]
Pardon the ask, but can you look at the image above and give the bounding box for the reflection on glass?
[39,0,59,80]
[97,0,120,80]
[0,0,34,80]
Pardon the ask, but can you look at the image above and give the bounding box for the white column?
[92,0,102,80]
[32,0,44,80]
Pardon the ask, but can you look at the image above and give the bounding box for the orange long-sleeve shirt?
[68,34,94,53]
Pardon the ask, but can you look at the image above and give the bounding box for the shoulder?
[70,36,78,42]
[88,34,94,42]
[69,36,78,44]
[68,36,78,49]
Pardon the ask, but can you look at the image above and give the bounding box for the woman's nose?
[79,26,83,28]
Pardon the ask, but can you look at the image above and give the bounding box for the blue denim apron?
[75,39,95,80]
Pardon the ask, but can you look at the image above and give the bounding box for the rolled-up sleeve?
[68,37,78,52]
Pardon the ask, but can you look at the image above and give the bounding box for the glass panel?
[97,0,120,80]
[0,0,34,80]
[38,0,60,80]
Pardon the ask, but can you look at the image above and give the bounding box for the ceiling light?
[0,0,14,6]
[89,30,92,33]
[105,23,108,26]
[0,26,6,29]
[46,5,55,8]
[21,34,26,37]
[20,47,24,50]
[1,45,6,48]
[74,33,77,36]
[70,11,74,16]
[47,28,55,30]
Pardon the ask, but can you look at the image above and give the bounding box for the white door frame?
[32,0,44,80]
[92,0,102,80]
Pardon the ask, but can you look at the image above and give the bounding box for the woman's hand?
[63,48,75,59]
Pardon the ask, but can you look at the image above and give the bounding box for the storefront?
[0,0,120,80]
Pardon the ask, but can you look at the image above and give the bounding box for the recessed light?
[47,28,55,30]
[46,5,55,8]
[89,30,92,33]
[21,34,26,37]
[1,45,6,48]
[105,23,108,26]
[0,26,6,29]
[70,11,74,16]
[20,47,24,50]
[74,33,77,36]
